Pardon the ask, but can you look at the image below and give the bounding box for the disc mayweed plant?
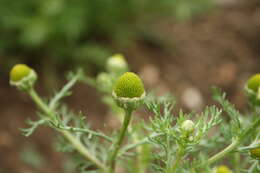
[10,55,260,173]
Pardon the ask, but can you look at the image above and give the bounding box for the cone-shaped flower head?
[10,64,31,82]
[10,64,37,90]
[113,72,145,110]
[247,74,260,92]
[214,165,232,173]
[114,72,144,98]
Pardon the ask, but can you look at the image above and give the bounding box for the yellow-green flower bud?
[181,120,195,133]
[10,64,31,82]
[10,64,37,90]
[249,141,260,159]
[250,148,260,158]
[113,72,145,110]
[214,165,232,173]
[106,54,128,74]
[247,74,260,92]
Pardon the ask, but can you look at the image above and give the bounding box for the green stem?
[169,147,184,173]
[49,72,80,110]
[119,133,163,156]
[108,109,133,173]
[165,135,171,173]
[206,137,240,166]
[57,125,113,142]
[28,89,55,119]
[234,152,240,173]
[27,88,106,171]
[201,116,260,167]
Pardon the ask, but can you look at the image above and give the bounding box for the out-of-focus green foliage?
[0,0,213,71]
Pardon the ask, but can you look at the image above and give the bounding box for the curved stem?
[200,116,260,167]
[206,137,240,166]
[27,88,106,171]
[108,109,133,173]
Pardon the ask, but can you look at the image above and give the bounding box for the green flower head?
[114,72,145,98]
[249,141,260,159]
[250,147,260,158]
[247,74,260,92]
[10,64,37,90]
[10,64,32,82]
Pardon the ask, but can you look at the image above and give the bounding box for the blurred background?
[0,0,260,172]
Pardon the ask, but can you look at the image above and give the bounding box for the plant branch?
[169,146,184,173]
[119,133,163,156]
[54,124,113,142]
[49,72,80,110]
[27,88,106,171]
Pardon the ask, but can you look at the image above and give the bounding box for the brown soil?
[1,0,260,172]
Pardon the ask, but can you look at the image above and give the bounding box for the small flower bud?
[96,72,112,92]
[249,141,260,159]
[9,64,37,90]
[250,148,260,158]
[247,74,260,92]
[10,64,31,82]
[181,120,195,133]
[113,72,145,110]
[214,165,232,173]
[106,54,128,74]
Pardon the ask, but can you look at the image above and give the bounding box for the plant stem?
[27,88,106,171]
[28,89,55,119]
[234,152,240,173]
[108,109,133,173]
[57,125,113,142]
[200,116,260,167]
[61,130,106,170]
[206,137,240,166]
[169,146,184,173]
[119,133,163,156]
[165,135,171,173]
[49,71,80,110]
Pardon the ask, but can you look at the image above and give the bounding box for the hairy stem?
[27,88,106,171]
[108,109,133,173]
